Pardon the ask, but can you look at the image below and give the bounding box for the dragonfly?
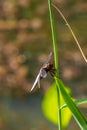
[30,52,55,92]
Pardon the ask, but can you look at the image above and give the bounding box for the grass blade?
[55,78,87,130]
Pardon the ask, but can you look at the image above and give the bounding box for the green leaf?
[42,83,72,128]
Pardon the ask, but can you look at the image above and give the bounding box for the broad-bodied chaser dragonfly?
[30,52,55,92]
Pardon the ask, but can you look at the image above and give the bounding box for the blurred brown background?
[0,0,87,130]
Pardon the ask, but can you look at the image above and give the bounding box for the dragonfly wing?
[48,52,52,61]
[30,73,41,92]
[37,76,40,88]
[43,52,53,65]
[37,69,44,88]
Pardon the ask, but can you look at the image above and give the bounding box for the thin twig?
[52,4,87,63]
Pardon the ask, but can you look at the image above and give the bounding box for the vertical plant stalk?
[48,0,62,129]
[48,0,58,75]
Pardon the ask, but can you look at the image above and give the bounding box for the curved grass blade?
[61,98,87,109]
[55,78,87,130]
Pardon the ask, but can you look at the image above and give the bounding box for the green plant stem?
[56,80,62,130]
[48,0,58,76]
[48,0,62,129]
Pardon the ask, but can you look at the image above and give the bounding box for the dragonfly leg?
[50,68,55,77]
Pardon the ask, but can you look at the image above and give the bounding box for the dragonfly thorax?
[42,63,53,72]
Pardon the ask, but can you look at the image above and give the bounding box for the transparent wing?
[43,52,53,66]
[30,72,41,92]
[37,75,40,88]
